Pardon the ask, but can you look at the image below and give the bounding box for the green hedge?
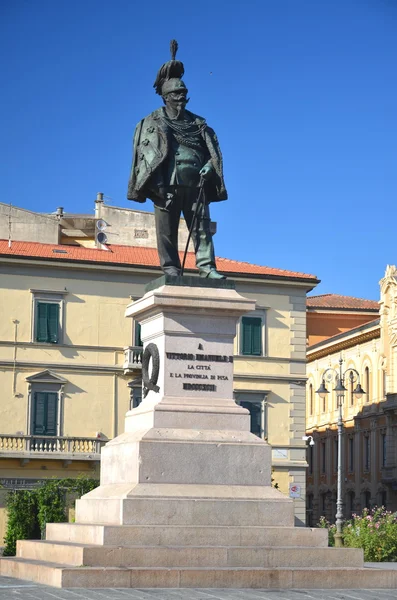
[2,476,98,556]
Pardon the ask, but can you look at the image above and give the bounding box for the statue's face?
[164,89,188,112]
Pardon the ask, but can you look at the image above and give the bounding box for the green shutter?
[251,318,262,356]
[240,401,261,437]
[134,322,142,347]
[33,392,57,436]
[36,303,49,342]
[33,392,47,434]
[241,317,252,355]
[48,303,59,343]
[241,317,262,356]
[36,302,59,343]
[46,393,58,435]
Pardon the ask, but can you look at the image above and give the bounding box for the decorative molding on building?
[308,327,380,362]
[0,360,124,374]
[25,370,68,384]
[29,288,69,296]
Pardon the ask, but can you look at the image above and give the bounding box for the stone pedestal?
[75,278,292,526]
[3,279,396,589]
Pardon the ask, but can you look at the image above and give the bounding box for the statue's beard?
[166,99,188,119]
[175,104,185,118]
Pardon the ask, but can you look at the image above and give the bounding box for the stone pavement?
[2,577,397,600]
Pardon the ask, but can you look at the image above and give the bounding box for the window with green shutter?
[241,316,262,356]
[240,401,262,437]
[134,321,143,347]
[32,392,58,436]
[35,302,60,343]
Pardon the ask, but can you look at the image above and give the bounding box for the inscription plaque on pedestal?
[166,347,233,397]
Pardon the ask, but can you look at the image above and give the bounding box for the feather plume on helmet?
[153,40,187,96]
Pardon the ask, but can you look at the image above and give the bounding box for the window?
[364,436,370,471]
[134,321,143,347]
[365,367,370,403]
[321,441,326,473]
[349,372,354,406]
[30,289,67,344]
[26,370,66,440]
[35,302,60,343]
[348,437,354,472]
[364,491,371,509]
[322,394,326,413]
[241,401,261,436]
[129,387,142,410]
[32,392,58,436]
[382,433,387,468]
[240,314,265,356]
[234,392,267,439]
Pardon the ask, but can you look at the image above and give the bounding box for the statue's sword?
[181,176,205,276]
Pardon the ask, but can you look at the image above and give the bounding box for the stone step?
[16,540,364,568]
[2,557,397,589]
[75,496,294,526]
[46,523,329,547]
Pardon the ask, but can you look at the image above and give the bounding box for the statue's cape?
[127,107,228,205]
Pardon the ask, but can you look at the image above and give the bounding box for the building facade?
[306,269,397,525]
[0,200,318,539]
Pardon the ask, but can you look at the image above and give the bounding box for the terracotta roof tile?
[0,240,318,281]
[307,293,378,311]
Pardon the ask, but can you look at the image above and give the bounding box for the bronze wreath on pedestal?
[142,343,160,398]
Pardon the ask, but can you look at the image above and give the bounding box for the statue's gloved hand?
[199,164,213,181]
[156,187,175,209]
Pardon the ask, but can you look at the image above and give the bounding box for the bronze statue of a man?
[127,41,227,279]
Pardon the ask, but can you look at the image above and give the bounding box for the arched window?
[349,371,354,406]
[309,444,314,475]
[364,366,370,403]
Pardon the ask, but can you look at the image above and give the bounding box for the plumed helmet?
[153,40,186,96]
[161,78,187,95]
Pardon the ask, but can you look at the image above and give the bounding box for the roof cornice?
[0,254,319,288]
[307,307,378,314]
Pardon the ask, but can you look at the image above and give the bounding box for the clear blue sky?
[1,0,396,299]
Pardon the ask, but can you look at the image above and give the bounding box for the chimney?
[95,192,104,219]
[56,206,64,218]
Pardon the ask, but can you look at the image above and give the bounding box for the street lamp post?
[316,356,365,547]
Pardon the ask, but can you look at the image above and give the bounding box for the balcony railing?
[123,345,143,373]
[0,434,105,459]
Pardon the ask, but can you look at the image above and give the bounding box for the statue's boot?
[199,268,226,280]
[163,267,181,276]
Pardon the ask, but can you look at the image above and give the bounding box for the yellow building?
[306,269,397,525]
[0,200,318,539]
